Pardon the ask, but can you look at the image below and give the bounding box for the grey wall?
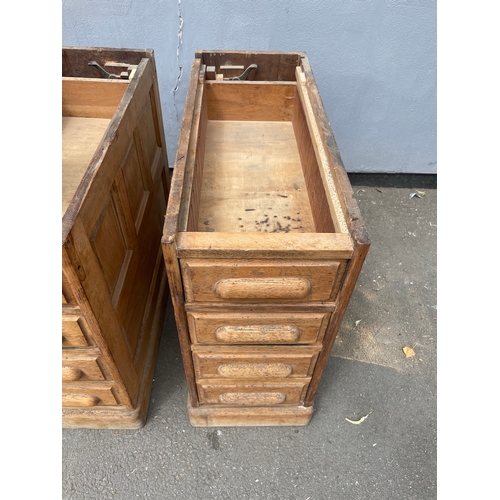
[62,0,436,174]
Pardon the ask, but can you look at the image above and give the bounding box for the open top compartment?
[165,50,359,260]
[62,47,156,224]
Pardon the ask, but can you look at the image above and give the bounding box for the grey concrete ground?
[62,175,437,500]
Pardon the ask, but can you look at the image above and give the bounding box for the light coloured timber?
[62,46,170,428]
[62,117,110,215]
[162,51,370,427]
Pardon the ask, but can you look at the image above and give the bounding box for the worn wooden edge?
[184,301,337,312]
[187,399,314,427]
[62,405,146,429]
[62,347,100,360]
[62,56,151,244]
[299,55,370,247]
[195,49,306,57]
[178,75,205,231]
[61,305,81,317]
[162,242,200,408]
[205,80,296,86]
[162,58,202,245]
[175,232,353,259]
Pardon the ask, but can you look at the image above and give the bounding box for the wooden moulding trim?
[299,56,370,247]
[295,66,349,235]
[184,301,337,312]
[62,57,151,243]
[175,232,353,260]
[162,58,202,244]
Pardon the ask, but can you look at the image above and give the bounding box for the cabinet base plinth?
[188,400,314,427]
[62,406,147,430]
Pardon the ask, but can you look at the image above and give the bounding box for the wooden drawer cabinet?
[62,47,170,428]
[162,50,370,426]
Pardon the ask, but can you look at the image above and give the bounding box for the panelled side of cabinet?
[62,47,170,429]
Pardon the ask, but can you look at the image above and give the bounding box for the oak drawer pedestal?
[62,47,170,428]
[162,50,369,427]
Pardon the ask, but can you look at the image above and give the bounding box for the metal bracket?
[88,61,129,80]
[224,64,258,81]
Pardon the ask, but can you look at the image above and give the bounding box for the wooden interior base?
[198,120,316,233]
[62,116,110,215]
[188,400,314,427]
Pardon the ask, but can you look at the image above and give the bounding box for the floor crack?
[173,0,183,122]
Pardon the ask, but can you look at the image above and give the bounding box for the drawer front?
[192,346,321,379]
[62,315,90,347]
[62,382,118,407]
[197,379,310,406]
[62,351,106,382]
[187,311,330,345]
[181,259,344,303]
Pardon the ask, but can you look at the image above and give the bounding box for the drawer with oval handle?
[181,259,345,303]
[62,382,118,407]
[187,311,330,345]
[192,345,321,379]
[196,378,310,406]
[62,349,106,381]
[62,314,90,347]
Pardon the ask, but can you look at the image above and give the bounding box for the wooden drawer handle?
[214,277,311,300]
[218,363,293,378]
[219,392,286,405]
[62,393,100,407]
[62,366,83,381]
[215,325,300,343]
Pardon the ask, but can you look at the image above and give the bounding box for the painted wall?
[62,0,436,174]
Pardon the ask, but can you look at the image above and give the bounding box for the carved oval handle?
[218,363,293,378]
[219,392,286,405]
[62,366,83,381]
[214,277,311,300]
[62,393,100,407]
[215,325,300,343]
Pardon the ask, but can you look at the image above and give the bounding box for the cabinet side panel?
[292,89,335,233]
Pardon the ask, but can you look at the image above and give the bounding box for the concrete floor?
[62,175,437,499]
